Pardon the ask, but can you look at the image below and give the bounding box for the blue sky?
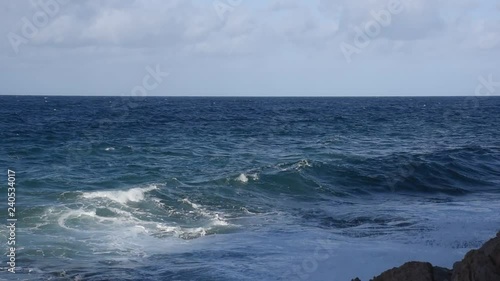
[1,0,499,96]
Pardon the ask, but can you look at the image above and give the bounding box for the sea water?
[0,96,499,280]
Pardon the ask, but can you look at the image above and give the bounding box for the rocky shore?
[352,231,500,281]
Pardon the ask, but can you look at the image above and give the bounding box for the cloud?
[4,0,495,56]
[270,0,299,12]
[1,0,499,96]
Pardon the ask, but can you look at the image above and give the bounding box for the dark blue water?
[1,96,500,281]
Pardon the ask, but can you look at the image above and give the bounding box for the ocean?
[1,96,499,281]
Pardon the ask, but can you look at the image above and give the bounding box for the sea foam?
[81,185,157,204]
[236,173,249,183]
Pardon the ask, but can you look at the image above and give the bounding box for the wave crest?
[81,185,158,204]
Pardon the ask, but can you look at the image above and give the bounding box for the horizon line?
[0,94,496,98]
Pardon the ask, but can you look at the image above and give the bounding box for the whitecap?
[236,173,249,183]
[155,224,207,239]
[240,207,255,215]
[211,213,229,226]
[277,159,313,171]
[81,185,157,204]
[152,197,166,208]
[180,198,231,228]
[297,159,312,168]
[181,198,200,209]
[248,173,259,180]
[57,209,97,230]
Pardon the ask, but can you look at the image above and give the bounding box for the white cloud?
[1,0,499,96]
[270,0,300,12]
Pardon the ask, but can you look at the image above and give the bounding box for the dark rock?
[433,266,452,281]
[451,231,500,281]
[370,261,434,281]
[351,278,361,281]
[366,262,452,281]
[354,231,500,281]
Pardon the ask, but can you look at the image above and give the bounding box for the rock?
[370,261,434,281]
[351,278,361,281]
[366,262,452,281]
[354,232,500,281]
[451,231,500,281]
[433,266,452,281]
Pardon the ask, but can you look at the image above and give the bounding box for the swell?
[202,145,500,198]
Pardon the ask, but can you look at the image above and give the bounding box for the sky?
[1,0,499,96]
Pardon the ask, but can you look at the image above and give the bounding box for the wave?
[14,184,239,258]
[234,173,259,183]
[194,146,500,198]
[374,146,500,194]
[81,185,158,204]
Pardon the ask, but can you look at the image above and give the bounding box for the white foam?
[181,198,200,209]
[105,147,115,151]
[152,197,166,208]
[56,206,143,232]
[106,207,137,219]
[241,207,255,214]
[248,173,259,180]
[297,159,312,168]
[134,225,149,233]
[277,159,312,171]
[236,173,249,183]
[38,185,237,262]
[155,224,207,239]
[82,185,157,204]
[180,198,231,228]
[57,209,97,230]
[211,213,229,226]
